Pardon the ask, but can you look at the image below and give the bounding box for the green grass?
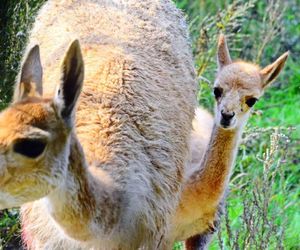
[0,210,20,248]
[250,59,300,128]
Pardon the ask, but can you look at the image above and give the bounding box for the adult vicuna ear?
[260,52,289,88]
[54,40,84,127]
[217,34,232,70]
[13,45,43,102]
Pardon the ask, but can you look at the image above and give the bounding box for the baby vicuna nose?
[221,110,235,121]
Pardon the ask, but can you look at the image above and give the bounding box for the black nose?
[221,110,235,121]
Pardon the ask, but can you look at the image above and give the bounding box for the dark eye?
[213,87,223,99]
[13,139,47,158]
[246,97,258,107]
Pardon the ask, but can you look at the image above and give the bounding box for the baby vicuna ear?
[54,40,84,127]
[217,34,232,70]
[14,45,43,102]
[260,52,289,88]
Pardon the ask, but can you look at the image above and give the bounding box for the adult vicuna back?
[0,0,197,249]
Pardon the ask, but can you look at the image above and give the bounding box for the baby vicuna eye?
[246,97,258,107]
[13,139,47,158]
[213,87,223,99]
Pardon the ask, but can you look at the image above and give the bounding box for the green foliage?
[0,210,20,249]
[214,127,298,249]
[0,0,46,108]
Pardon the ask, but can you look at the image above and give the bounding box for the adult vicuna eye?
[13,139,47,158]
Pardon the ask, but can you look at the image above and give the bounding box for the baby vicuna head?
[0,40,84,209]
[214,34,288,129]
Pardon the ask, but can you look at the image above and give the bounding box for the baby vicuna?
[171,35,288,249]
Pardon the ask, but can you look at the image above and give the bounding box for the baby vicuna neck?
[199,123,243,199]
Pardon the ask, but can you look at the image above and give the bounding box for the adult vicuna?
[170,34,288,248]
[0,0,196,249]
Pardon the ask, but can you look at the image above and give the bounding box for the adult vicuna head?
[0,40,83,209]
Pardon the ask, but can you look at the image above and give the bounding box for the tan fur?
[0,0,197,249]
[168,35,288,245]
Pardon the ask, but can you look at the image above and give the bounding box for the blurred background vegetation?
[0,0,299,249]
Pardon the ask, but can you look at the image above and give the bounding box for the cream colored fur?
[0,0,197,249]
